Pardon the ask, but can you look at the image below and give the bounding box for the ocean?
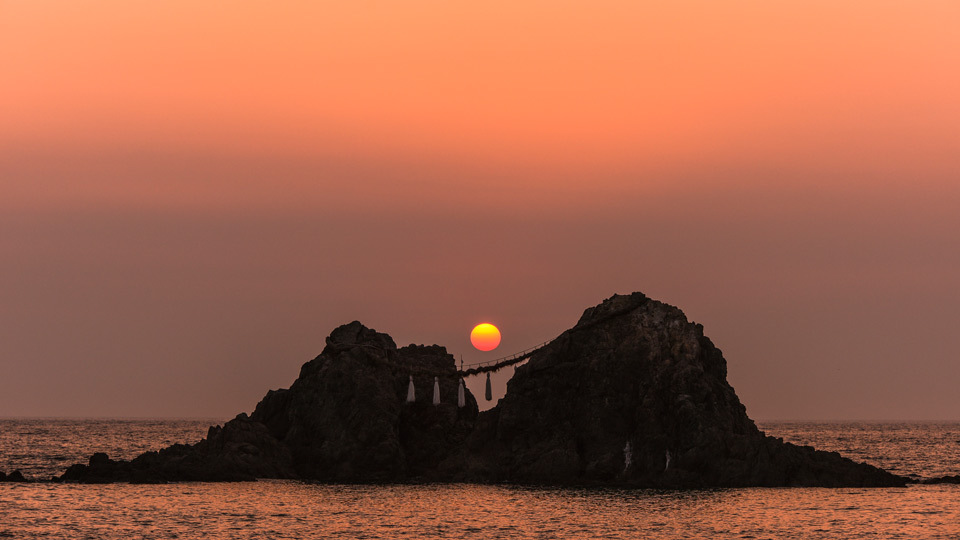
[1,419,958,539]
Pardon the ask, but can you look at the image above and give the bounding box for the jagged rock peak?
[574,292,699,332]
[322,321,397,354]
[576,292,652,326]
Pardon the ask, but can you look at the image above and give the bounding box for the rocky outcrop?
[249,321,479,481]
[58,321,476,484]
[458,293,903,487]
[57,293,906,487]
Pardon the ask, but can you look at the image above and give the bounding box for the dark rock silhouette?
[0,470,28,482]
[56,293,906,487]
[458,293,904,487]
[923,475,960,484]
[59,414,295,483]
[249,321,479,481]
[58,321,476,483]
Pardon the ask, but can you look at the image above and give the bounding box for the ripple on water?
[13,481,952,539]
[0,419,221,480]
[2,421,960,538]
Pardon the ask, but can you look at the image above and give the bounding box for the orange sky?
[4,1,958,204]
[1,1,959,419]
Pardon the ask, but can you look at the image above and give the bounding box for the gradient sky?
[2,1,958,420]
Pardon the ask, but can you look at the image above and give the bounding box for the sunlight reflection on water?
[2,420,960,538]
[1,481,959,539]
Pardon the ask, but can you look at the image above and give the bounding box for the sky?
[1,1,958,420]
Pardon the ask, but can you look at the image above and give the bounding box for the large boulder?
[250,321,479,481]
[461,292,904,487]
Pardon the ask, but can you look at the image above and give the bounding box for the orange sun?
[470,323,501,352]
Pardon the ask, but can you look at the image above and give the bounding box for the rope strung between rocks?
[326,342,491,380]
[457,340,551,375]
[328,303,638,378]
[325,340,541,378]
[458,303,638,375]
[330,304,640,404]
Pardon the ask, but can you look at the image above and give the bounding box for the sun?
[470,323,501,352]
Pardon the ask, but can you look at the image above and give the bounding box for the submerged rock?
[58,293,907,487]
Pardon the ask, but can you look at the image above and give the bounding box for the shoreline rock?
[53,293,909,487]
[920,475,960,485]
[0,470,28,483]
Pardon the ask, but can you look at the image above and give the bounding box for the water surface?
[1,420,958,538]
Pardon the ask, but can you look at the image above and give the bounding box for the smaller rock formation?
[922,475,960,484]
[249,322,478,481]
[59,413,295,483]
[58,321,477,484]
[0,470,28,483]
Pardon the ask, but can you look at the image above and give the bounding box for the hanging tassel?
[406,375,415,403]
[457,379,465,408]
[485,372,492,401]
[433,376,441,405]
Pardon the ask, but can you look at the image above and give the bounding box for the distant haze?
[1,1,958,420]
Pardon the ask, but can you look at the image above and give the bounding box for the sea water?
[1,419,959,539]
